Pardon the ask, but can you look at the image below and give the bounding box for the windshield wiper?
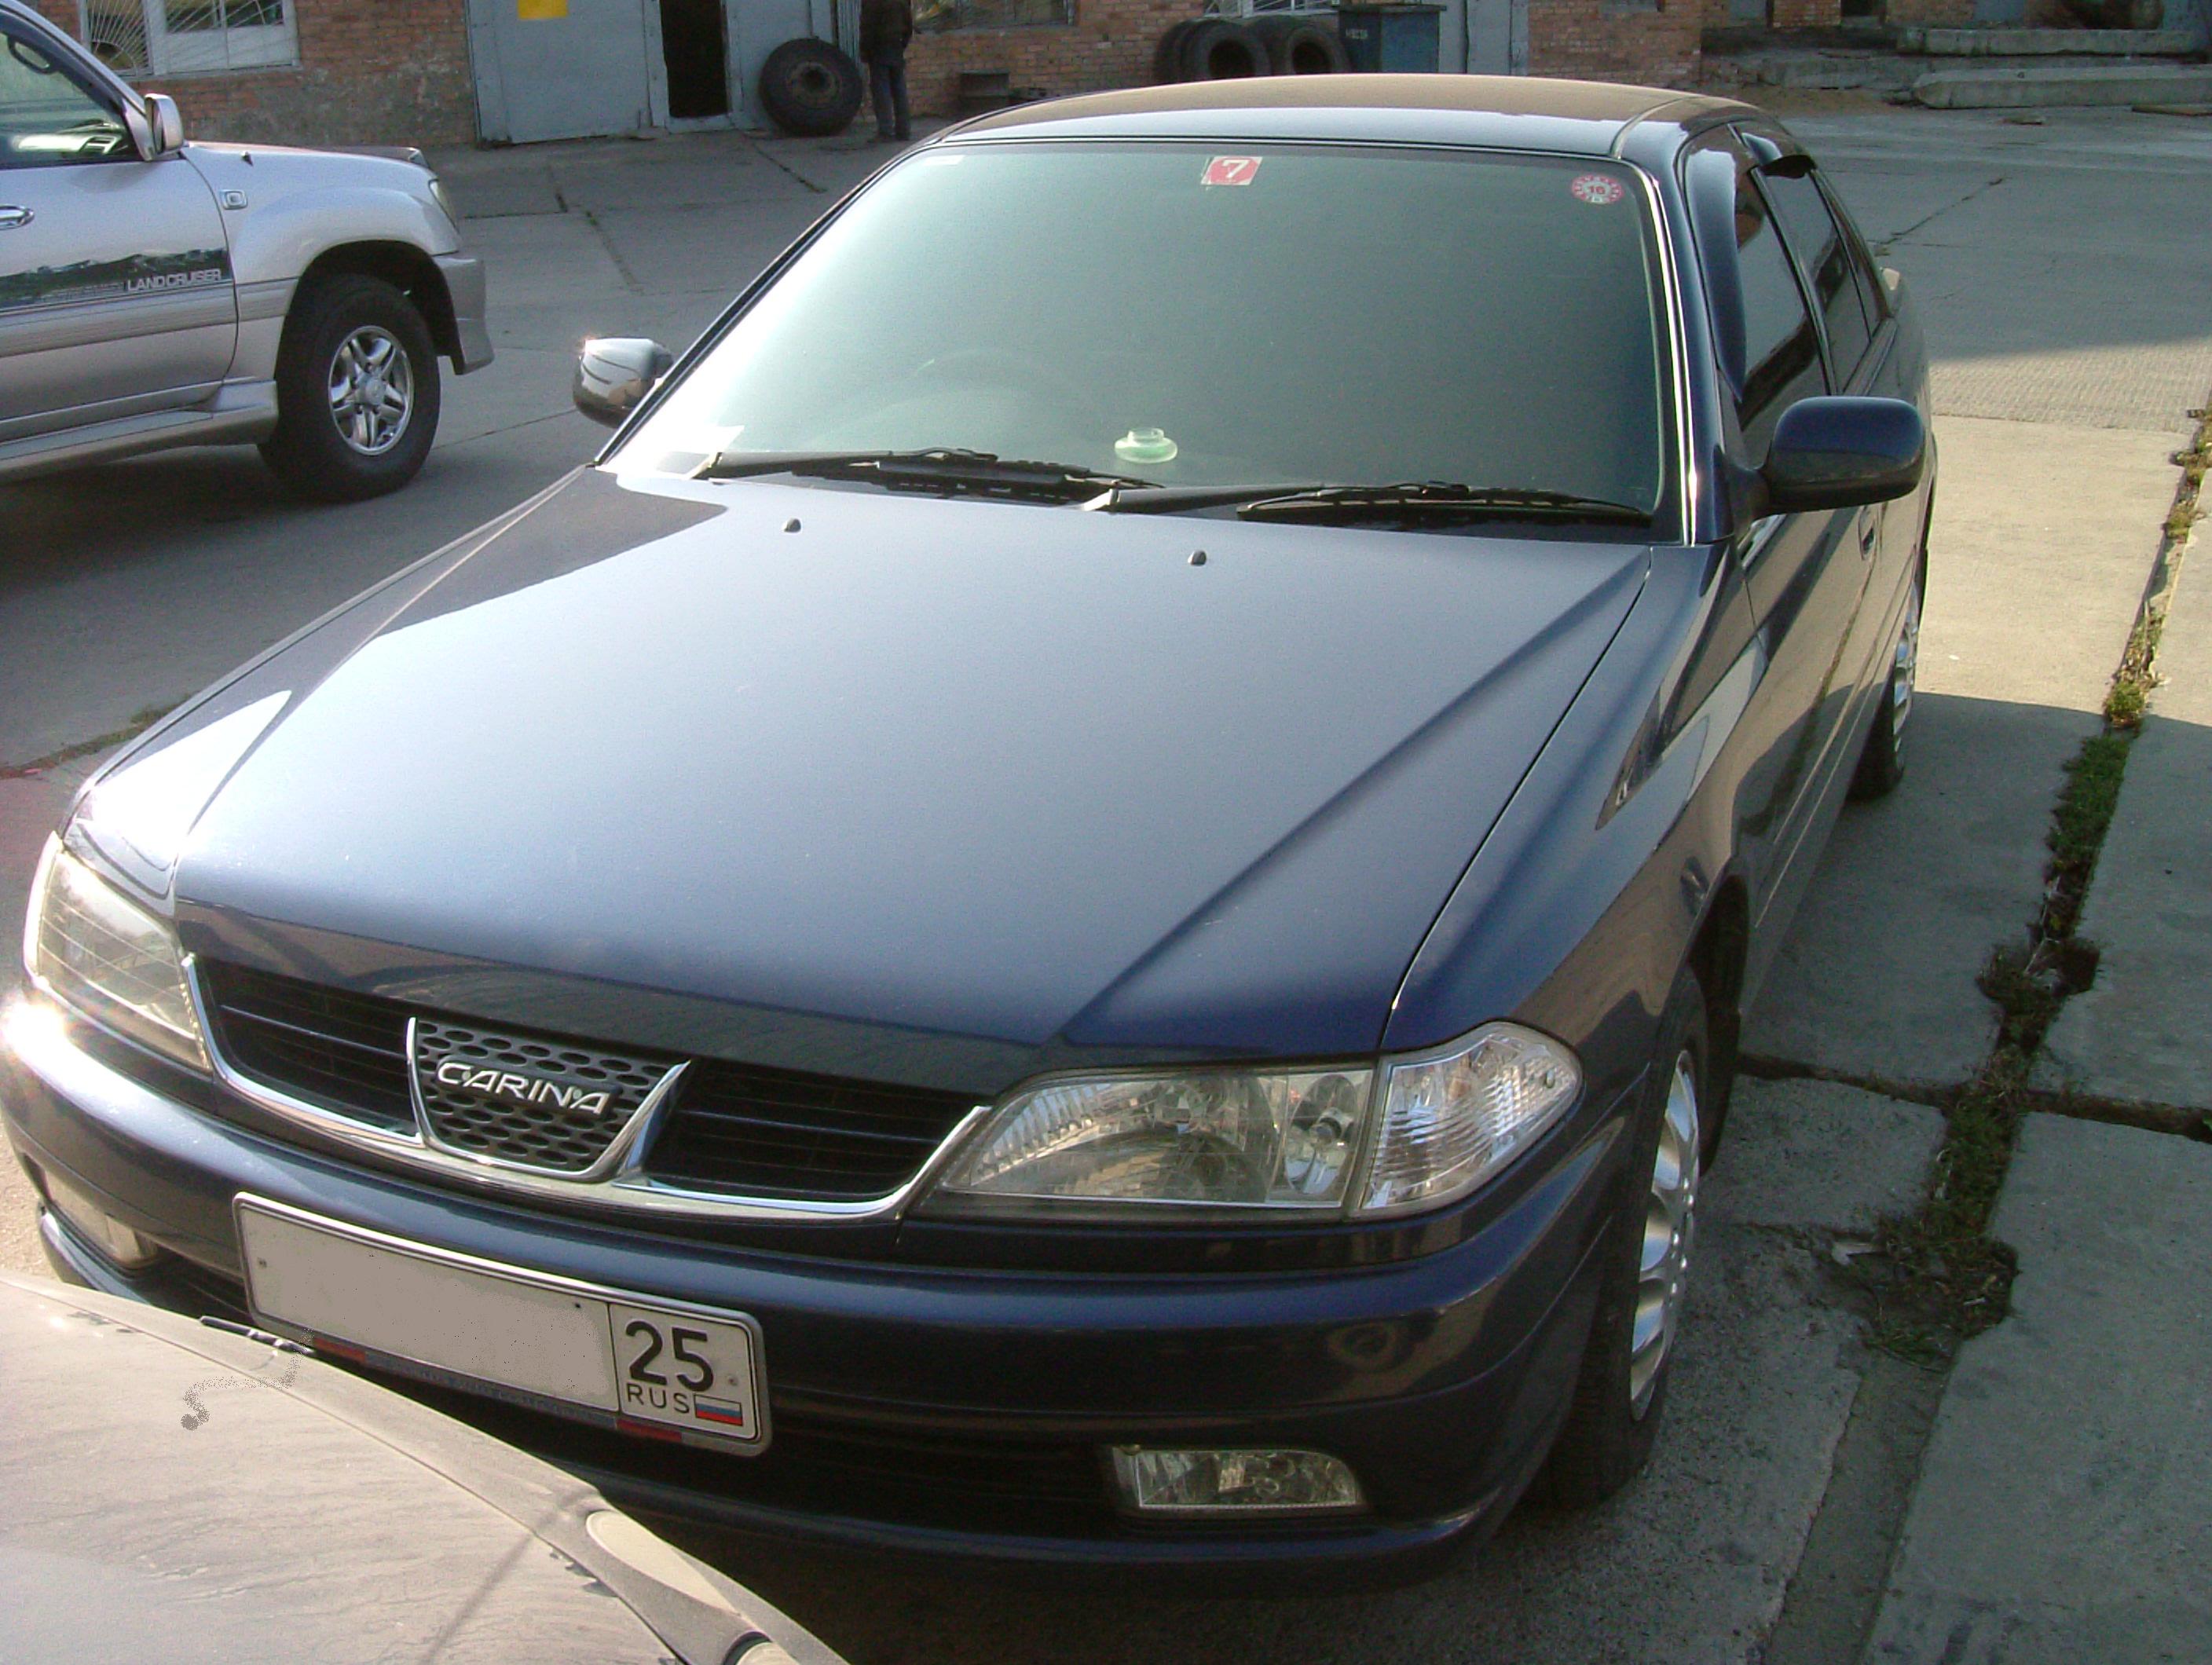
[1234,482,1652,526]
[694,448,1158,503]
[1086,481,1324,514]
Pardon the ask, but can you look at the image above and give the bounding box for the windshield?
[612,141,1672,514]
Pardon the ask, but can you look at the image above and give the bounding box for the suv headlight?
[924,1022,1579,1220]
[23,836,208,1071]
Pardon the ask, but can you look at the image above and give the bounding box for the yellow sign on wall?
[518,0,567,19]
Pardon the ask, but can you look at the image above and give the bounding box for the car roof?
[954,73,1756,156]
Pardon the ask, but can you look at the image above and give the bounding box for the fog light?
[1110,1447,1364,1516]
[42,1169,162,1272]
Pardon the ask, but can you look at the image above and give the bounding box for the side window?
[1760,168,1873,387]
[1731,173,1826,462]
[0,26,133,169]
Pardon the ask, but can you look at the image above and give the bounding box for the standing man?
[859,0,914,144]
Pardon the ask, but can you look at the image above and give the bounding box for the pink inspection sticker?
[1203,156,1262,187]
[1570,173,1627,207]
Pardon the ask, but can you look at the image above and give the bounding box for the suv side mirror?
[1762,396,1925,514]
[124,93,185,160]
[574,338,674,428]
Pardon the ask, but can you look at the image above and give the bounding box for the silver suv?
[0,0,489,500]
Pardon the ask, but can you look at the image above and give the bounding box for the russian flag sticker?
[693,1396,748,1429]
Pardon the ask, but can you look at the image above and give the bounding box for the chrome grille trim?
[408,1016,683,1177]
[185,957,994,1223]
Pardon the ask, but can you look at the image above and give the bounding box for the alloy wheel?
[1889,582,1921,762]
[1629,1050,1701,1419]
[327,325,415,457]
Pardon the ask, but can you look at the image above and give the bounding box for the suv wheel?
[262,274,441,502]
[1535,962,1708,1506]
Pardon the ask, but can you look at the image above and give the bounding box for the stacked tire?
[1155,13,1347,82]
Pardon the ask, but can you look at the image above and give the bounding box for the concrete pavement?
[1866,1117,2212,1664]
[2034,526,2212,1118]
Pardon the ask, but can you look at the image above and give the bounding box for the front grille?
[650,1059,977,1201]
[200,961,414,1132]
[198,961,979,1202]
[413,1019,672,1173]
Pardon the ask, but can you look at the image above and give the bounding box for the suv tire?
[262,273,441,503]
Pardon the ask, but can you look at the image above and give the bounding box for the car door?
[1759,156,1916,713]
[1681,129,1866,943]
[0,13,235,443]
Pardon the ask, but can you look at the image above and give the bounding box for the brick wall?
[32,0,476,147]
[1884,0,1974,19]
[1526,1,1702,86]
[899,0,1703,120]
[902,0,1188,118]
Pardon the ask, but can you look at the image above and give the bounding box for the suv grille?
[199,962,980,1202]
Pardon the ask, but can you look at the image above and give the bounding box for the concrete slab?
[1745,415,2169,1088]
[2035,536,2212,1114]
[704,1080,1945,1665]
[1705,1079,1945,1235]
[1914,64,2212,108]
[1910,25,2208,55]
[1866,1114,2212,1663]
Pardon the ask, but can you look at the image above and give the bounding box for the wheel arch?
[1685,870,1749,1151]
[290,242,462,368]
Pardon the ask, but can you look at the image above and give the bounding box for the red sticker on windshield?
[1570,173,1626,206]
[1203,156,1262,187]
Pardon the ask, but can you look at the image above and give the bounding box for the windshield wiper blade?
[695,448,1157,501]
[1086,481,1324,514]
[1234,482,1652,525]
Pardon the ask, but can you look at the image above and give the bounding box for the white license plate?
[235,1196,767,1453]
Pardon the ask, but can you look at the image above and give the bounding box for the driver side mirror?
[574,337,675,428]
[1761,396,1926,514]
[124,93,185,160]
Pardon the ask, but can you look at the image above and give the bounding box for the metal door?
[0,16,235,439]
[467,0,657,145]
[1464,0,1522,71]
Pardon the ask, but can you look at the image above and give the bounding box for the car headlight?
[924,1021,1580,1220]
[928,1064,1373,1215]
[23,836,208,1072]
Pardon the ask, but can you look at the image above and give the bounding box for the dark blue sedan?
[5,75,1932,1578]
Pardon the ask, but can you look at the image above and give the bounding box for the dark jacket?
[859,0,914,61]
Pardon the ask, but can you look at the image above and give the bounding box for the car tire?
[1253,16,1349,74]
[1179,20,1268,80]
[261,273,441,503]
[759,38,865,137]
[1535,962,1708,1508]
[1849,565,1921,801]
[1152,20,1196,82]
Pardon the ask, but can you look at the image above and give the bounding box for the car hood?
[89,468,1646,1093]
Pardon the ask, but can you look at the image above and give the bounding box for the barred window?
[916,0,1076,31]
[79,0,298,78]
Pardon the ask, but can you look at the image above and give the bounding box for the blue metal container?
[1334,4,1445,72]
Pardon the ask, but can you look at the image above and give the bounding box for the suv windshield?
[613,142,1670,517]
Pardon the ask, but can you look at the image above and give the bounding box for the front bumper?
[434,253,494,373]
[4,1002,1624,1578]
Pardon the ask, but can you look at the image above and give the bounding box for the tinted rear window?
[617,142,1671,514]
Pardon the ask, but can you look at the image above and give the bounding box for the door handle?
[1858,507,1881,558]
[0,206,33,230]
